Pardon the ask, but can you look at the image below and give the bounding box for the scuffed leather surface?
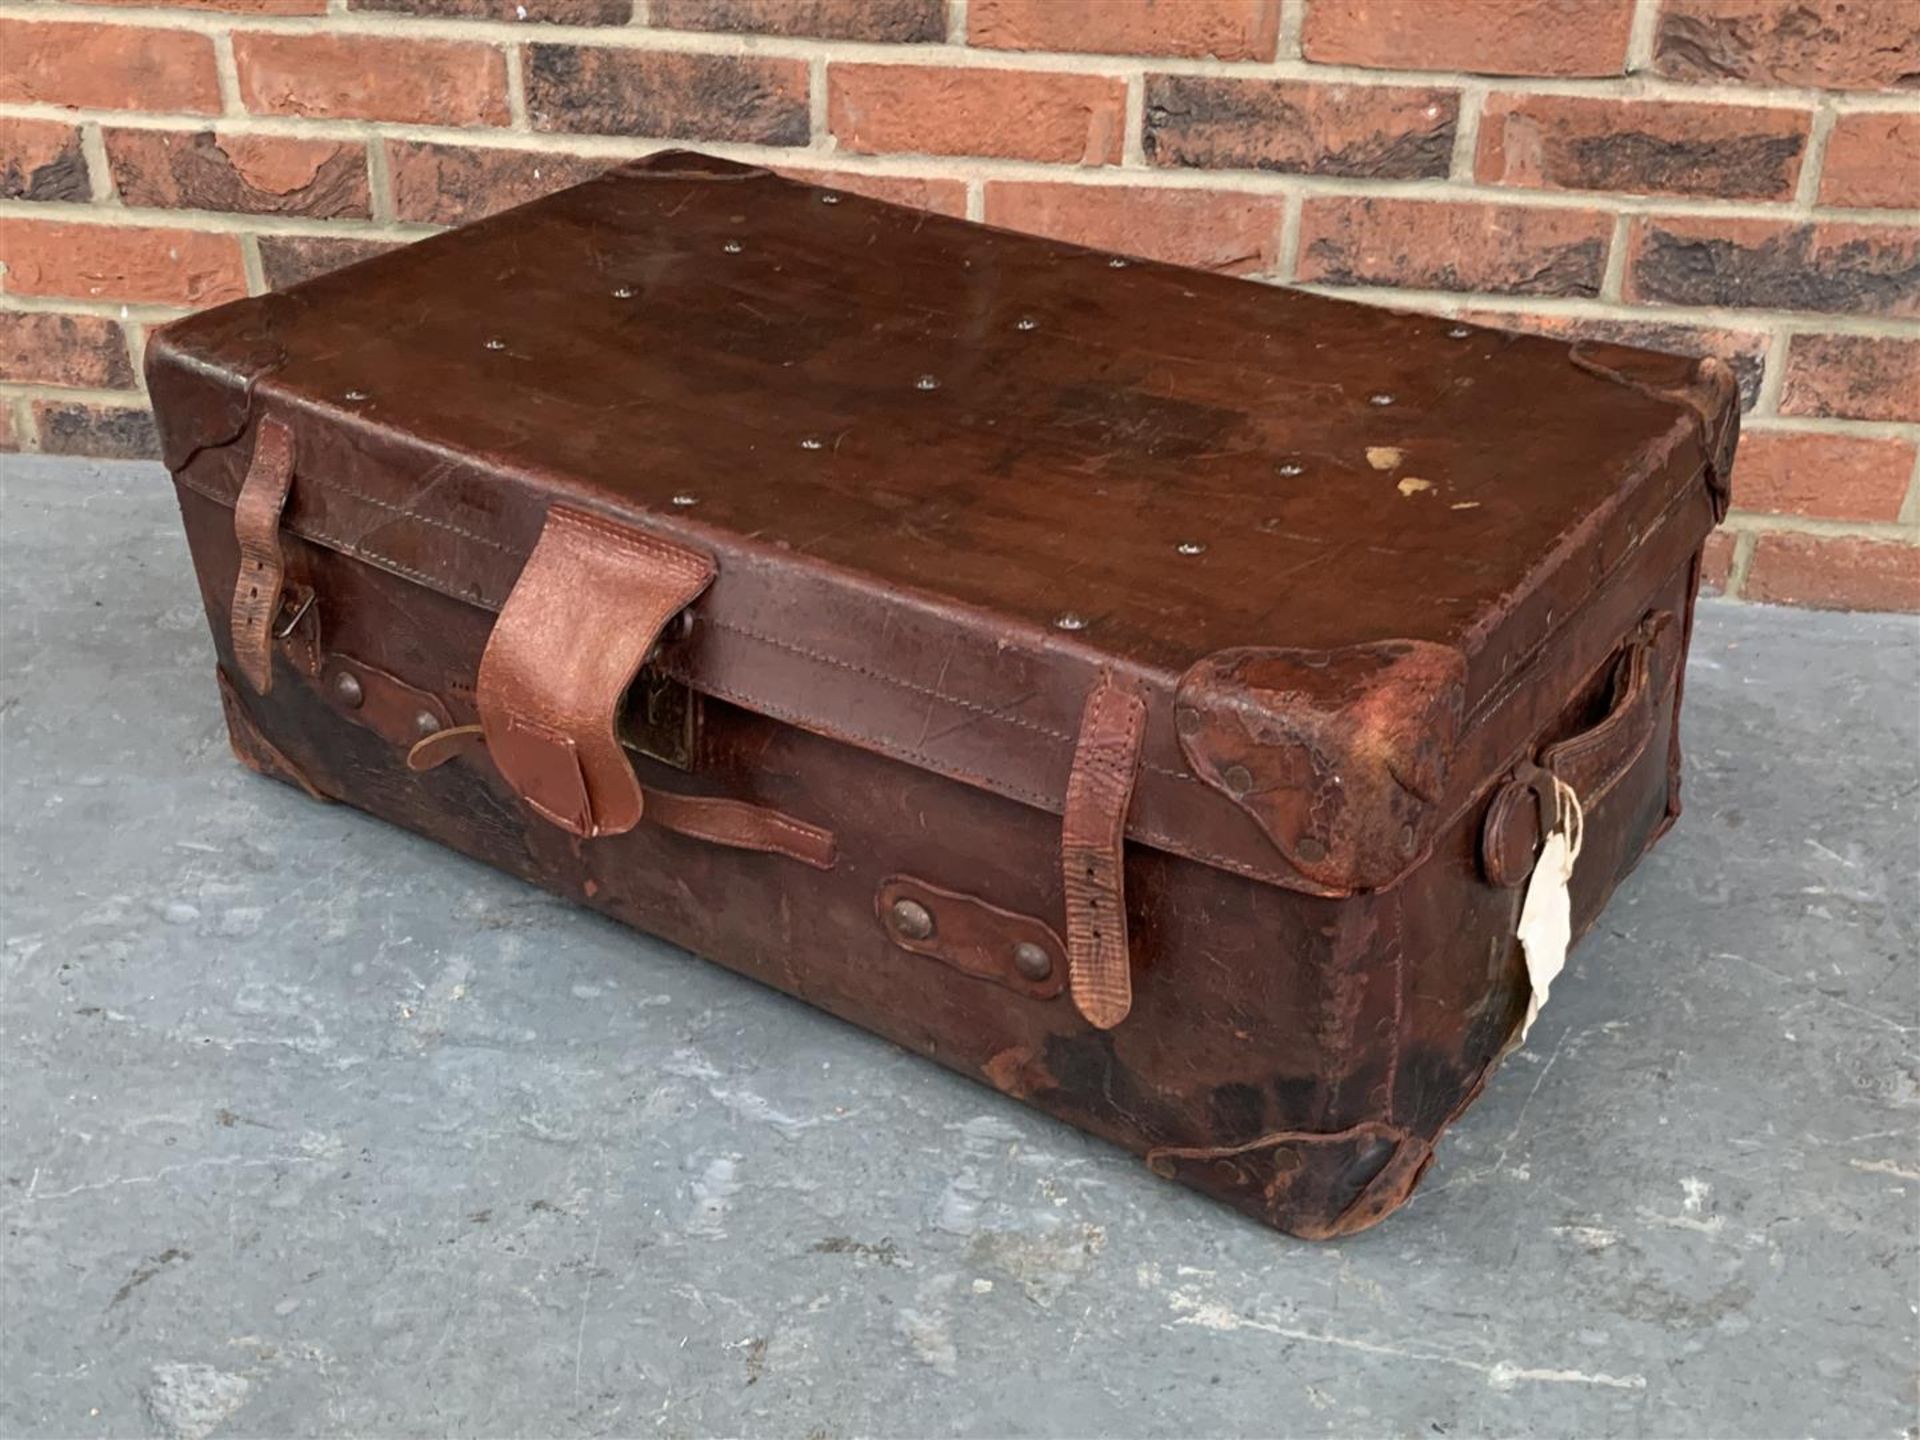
[147,148,1733,894]
[1176,641,1468,893]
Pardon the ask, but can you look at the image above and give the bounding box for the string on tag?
[1514,775,1585,1045]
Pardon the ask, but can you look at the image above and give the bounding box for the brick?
[528,47,810,146]
[830,64,1126,165]
[0,19,220,114]
[1144,76,1455,179]
[34,401,161,461]
[258,234,403,291]
[1698,528,1738,595]
[350,0,629,19]
[1653,0,1920,93]
[1727,429,1914,522]
[1779,335,1920,424]
[1628,217,1920,318]
[1459,309,1770,410]
[1744,534,1920,611]
[2,119,91,203]
[234,32,509,126]
[772,166,969,217]
[107,130,370,219]
[1297,197,1611,297]
[651,0,945,42]
[969,0,1280,61]
[983,181,1285,275]
[1476,93,1809,201]
[386,141,606,226]
[0,220,248,307]
[0,312,136,389]
[70,0,326,12]
[1301,0,1633,77]
[1819,112,1920,210]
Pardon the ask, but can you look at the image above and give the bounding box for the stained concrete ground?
[1,454,1915,1440]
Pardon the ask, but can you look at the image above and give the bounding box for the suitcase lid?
[150,151,1735,898]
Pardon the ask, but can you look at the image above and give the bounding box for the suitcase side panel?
[174,476,1704,1238]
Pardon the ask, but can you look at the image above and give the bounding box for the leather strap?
[1062,672,1147,1030]
[476,506,714,838]
[405,723,832,867]
[230,416,296,695]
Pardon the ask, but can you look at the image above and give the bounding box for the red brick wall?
[2,0,1915,611]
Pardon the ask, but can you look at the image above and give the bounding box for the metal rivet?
[415,711,442,739]
[915,374,940,391]
[1295,836,1329,864]
[889,898,934,941]
[612,286,634,299]
[800,437,824,450]
[819,192,840,204]
[1011,942,1053,982]
[1277,462,1304,477]
[331,672,364,709]
[1221,763,1254,797]
[1175,705,1202,737]
[1399,822,1419,855]
[343,389,369,402]
[1447,325,1471,339]
[1176,540,1206,556]
[1054,613,1087,631]
[1369,392,1395,406]
[722,240,743,254]
[1015,316,1037,331]
[1108,257,1129,268]
[485,338,506,351]
[671,494,698,507]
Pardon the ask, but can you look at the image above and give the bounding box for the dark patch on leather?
[1633,224,1920,315]
[1039,1030,1168,1136]
[1207,1082,1270,1145]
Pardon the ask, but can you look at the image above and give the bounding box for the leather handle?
[476,505,715,838]
[1481,611,1679,888]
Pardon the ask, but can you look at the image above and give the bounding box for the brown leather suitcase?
[149,150,1738,1239]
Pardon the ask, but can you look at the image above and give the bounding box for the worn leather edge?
[216,665,329,801]
[1174,641,1469,894]
[1062,675,1148,1030]
[1569,344,1741,522]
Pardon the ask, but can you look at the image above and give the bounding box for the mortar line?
[1625,0,1661,75]
[211,28,244,119]
[946,0,966,45]
[238,231,267,296]
[1897,448,1920,528]
[1122,71,1147,169]
[78,123,117,205]
[8,395,39,453]
[1598,215,1631,302]
[1448,84,1485,182]
[504,42,531,131]
[808,55,829,152]
[366,131,395,225]
[1723,531,1757,597]
[1275,0,1306,61]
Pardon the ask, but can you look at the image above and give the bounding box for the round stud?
[612,286,635,299]
[1108,257,1129,269]
[819,192,840,205]
[1176,540,1206,556]
[1369,392,1395,406]
[800,437,824,450]
[1447,325,1471,339]
[331,672,364,709]
[1011,942,1053,982]
[344,389,370,402]
[1276,462,1304,477]
[1220,763,1254,797]
[1015,316,1038,331]
[915,374,940,392]
[1295,836,1329,864]
[1054,613,1087,631]
[415,711,442,739]
[889,898,934,942]
[722,240,743,254]
[670,494,698,507]
[1174,705,1202,737]
[485,338,506,351]
[1399,822,1419,856]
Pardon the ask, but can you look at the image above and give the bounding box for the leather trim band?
[475,505,715,838]
[1062,672,1147,1030]
[230,416,295,695]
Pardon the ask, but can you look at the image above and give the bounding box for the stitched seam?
[311,470,519,556]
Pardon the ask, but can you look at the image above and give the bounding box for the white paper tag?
[1516,778,1584,1043]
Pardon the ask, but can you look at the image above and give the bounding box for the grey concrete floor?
[2,455,1916,1440]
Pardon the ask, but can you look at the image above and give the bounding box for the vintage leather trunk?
[149,150,1738,1239]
